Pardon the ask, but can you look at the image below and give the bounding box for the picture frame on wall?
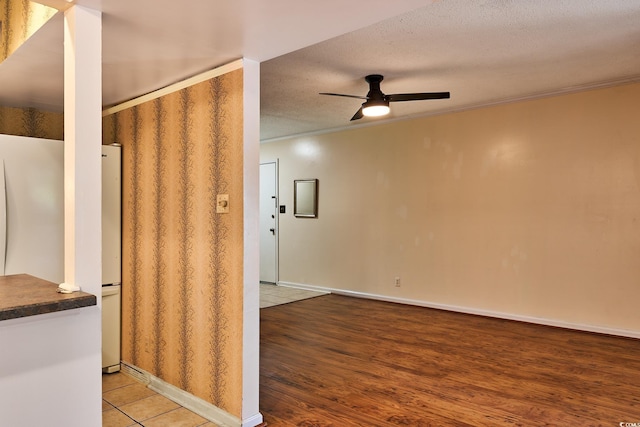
[294,179,318,218]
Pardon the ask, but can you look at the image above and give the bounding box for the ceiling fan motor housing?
[365,74,387,101]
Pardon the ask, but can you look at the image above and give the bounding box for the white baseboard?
[276,281,332,293]
[277,281,640,339]
[120,363,263,427]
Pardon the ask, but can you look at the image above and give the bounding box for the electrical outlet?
[394,276,401,287]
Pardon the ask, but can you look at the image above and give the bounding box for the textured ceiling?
[260,0,640,140]
[1,0,639,142]
[0,0,427,111]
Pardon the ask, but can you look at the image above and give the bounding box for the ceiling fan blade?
[320,92,368,100]
[350,107,364,121]
[387,92,450,102]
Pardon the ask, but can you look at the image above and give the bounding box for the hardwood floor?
[260,294,640,426]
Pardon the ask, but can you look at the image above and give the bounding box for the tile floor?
[259,283,329,308]
[103,284,328,426]
[102,372,218,427]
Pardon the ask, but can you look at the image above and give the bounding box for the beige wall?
[261,82,640,334]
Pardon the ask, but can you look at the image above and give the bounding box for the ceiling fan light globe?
[362,104,390,117]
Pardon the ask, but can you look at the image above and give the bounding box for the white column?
[241,58,264,427]
[59,5,102,298]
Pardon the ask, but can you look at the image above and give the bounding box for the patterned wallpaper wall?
[1,0,57,62]
[0,106,63,140]
[103,69,245,417]
[1,0,62,141]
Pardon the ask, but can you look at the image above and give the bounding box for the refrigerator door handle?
[0,160,6,275]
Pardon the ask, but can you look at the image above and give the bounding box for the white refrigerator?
[101,144,122,373]
[0,135,64,282]
[0,134,122,372]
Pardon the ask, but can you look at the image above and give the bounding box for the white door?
[260,162,278,283]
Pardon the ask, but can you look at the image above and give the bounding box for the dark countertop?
[0,274,97,321]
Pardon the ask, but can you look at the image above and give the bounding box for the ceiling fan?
[320,74,450,121]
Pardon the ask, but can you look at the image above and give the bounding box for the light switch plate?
[216,194,229,213]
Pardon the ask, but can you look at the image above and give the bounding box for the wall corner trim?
[102,58,244,116]
[121,363,243,427]
[242,413,265,427]
[276,281,640,340]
